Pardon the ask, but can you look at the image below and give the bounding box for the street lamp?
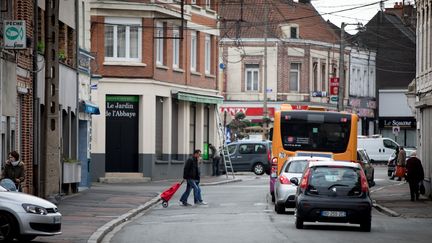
[337,22,364,112]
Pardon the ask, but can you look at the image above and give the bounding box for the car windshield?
[307,166,362,197]
[285,160,308,173]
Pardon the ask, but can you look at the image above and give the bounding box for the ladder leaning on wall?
[215,109,235,179]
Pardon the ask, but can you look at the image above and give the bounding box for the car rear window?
[285,160,308,173]
[307,166,362,197]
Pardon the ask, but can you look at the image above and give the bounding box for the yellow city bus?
[270,104,358,178]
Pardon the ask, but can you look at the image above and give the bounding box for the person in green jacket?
[1,151,25,191]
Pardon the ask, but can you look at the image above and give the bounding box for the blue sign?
[219,63,226,69]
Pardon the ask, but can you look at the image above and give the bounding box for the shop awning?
[80,100,100,115]
[175,91,223,104]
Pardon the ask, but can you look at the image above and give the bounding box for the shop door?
[105,95,139,172]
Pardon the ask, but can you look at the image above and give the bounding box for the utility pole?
[42,0,61,199]
[263,0,268,138]
[337,22,346,112]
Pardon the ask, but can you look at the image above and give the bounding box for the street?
[102,167,432,243]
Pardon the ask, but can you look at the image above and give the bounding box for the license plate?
[321,211,346,217]
[53,216,61,224]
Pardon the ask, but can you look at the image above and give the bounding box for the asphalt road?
[104,169,432,243]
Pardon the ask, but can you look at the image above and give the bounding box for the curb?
[200,178,242,186]
[87,196,161,243]
[88,178,242,243]
[372,200,401,217]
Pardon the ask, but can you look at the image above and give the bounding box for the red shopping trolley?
[160,180,184,208]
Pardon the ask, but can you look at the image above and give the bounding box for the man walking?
[406,151,424,201]
[179,149,208,206]
[209,144,220,176]
[396,146,407,181]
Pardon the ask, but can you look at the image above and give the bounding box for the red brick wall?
[92,14,218,90]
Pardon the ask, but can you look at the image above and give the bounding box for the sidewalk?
[371,180,432,218]
[38,175,240,243]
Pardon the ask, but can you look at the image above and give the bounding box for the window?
[290,63,301,92]
[191,0,196,4]
[104,18,141,61]
[206,0,211,8]
[171,99,179,160]
[156,22,164,65]
[189,105,196,154]
[245,64,259,91]
[173,27,180,68]
[156,96,164,160]
[321,63,326,91]
[205,35,211,74]
[290,27,298,39]
[191,31,197,71]
[313,61,318,91]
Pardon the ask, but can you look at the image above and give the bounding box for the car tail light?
[279,175,291,184]
[300,167,311,190]
[271,157,278,176]
[267,150,271,163]
[359,169,369,193]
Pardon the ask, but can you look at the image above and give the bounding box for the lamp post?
[337,22,347,112]
[263,0,269,139]
[337,22,363,112]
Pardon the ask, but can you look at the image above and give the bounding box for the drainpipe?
[33,0,40,196]
[75,0,80,160]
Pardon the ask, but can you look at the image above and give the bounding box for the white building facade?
[414,0,432,198]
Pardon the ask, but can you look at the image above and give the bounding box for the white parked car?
[0,183,62,241]
[274,156,333,214]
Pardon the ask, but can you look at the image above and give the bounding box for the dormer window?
[280,24,299,39]
[290,27,298,39]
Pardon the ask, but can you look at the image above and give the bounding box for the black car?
[290,161,372,232]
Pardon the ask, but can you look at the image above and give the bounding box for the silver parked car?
[0,183,62,241]
[274,156,332,214]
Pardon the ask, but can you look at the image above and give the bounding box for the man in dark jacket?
[179,150,208,206]
[406,151,424,201]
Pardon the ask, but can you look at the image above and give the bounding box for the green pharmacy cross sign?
[3,20,26,49]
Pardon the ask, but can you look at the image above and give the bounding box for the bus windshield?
[280,111,351,153]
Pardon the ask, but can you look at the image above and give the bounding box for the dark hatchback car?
[291,161,372,232]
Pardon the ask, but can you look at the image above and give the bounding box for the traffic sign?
[330,96,338,103]
[329,77,339,95]
[3,20,26,49]
[392,126,400,135]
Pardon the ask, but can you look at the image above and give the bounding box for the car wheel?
[253,162,265,175]
[295,216,304,229]
[17,235,37,242]
[0,212,18,241]
[360,220,371,232]
[275,202,285,214]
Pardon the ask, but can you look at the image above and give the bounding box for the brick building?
[90,0,222,181]
[219,0,346,123]
[0,0,34,193]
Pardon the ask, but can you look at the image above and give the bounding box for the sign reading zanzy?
[3,20,26,49]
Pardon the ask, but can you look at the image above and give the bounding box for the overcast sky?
[312,0,414,34]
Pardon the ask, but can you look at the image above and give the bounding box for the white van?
[357,137,399,162]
